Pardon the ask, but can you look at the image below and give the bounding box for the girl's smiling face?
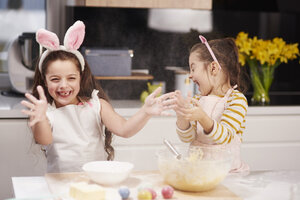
[45,59,81,108]
[189,52,212,96]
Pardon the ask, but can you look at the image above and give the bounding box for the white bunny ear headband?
[36,20,85,72]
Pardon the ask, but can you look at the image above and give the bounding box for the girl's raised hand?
[21,85,48,127]
[172,90,192,118]
[143,87,175,116]
[173,90,205,121]
[181,98,206,121]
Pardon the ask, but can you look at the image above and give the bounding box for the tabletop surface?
[11,170,300,200]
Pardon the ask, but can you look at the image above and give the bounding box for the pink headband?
[36,20,85,72]
[199,35,222,70]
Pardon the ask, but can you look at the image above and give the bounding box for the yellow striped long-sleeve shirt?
[176,90,248,145]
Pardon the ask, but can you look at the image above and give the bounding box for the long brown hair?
[32,50,114,160]
[190,37,249,93]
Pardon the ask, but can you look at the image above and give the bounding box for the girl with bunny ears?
[21,21,175,173]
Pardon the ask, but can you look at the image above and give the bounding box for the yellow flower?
[235,32,300,67]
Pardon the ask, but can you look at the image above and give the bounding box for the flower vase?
[235,32,300,105]
[247,59,279,106]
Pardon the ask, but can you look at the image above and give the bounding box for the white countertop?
[11,170,300,200]
[1,93,300,119]
[111,100,300,116]
[0,92,26,118]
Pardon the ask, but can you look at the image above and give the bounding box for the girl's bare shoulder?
[99,98,115,112]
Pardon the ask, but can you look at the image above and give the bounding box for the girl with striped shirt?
[173,35,249,173]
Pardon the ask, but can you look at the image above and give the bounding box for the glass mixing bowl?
[157,145,233,192]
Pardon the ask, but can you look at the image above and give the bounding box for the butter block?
[69,182,105,200]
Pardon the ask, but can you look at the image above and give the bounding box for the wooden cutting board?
[45,171,242,200]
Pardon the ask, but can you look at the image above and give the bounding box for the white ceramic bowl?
[82,161,134,185]
[157,145,233,192]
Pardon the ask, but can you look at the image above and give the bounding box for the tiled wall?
[70,7,300,103]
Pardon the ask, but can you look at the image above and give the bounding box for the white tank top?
[45,90,106,173]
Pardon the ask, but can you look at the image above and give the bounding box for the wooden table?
[45,170,241,200]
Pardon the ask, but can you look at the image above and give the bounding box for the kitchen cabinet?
[113,104,300,171]
[0,119,46,199]
[1,102,300,199]
[113,116,179,171]
[242,114,300,171]
[67,0,212,9]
